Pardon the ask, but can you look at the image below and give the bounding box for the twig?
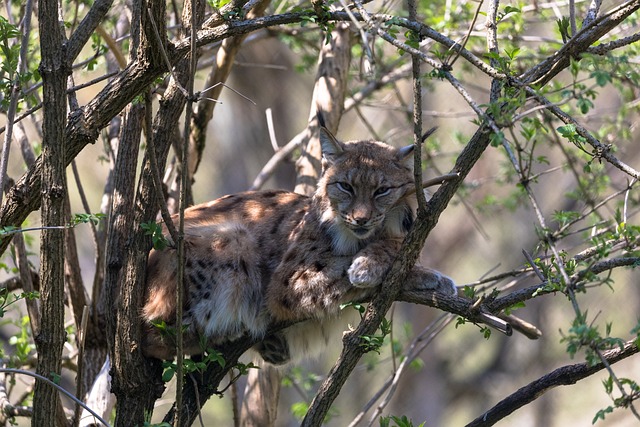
[403,172,460,197]
[361,315,453,427]
[487,256,640,313]
[0,0,34,206]
[146,5,189,98]
[587,31,640,55]
[95,25,127,69]
[527,87,640,181]
[465,340,639,426]
[71,159,101,259]
[593,347,640,420]
[569,0,577,37]
[66,0,116,64]
[0,371,33,421]
[198,81,257,106]
[265,108,279,151]
[250,131,307,190]
[0,368,111,427]
[521,249,545,281]
[338,0,375,75]
[408,0,426,210]
[448,0,483,68]
[0,71,118,137]
[583,0,603,27]
[496,314,542,340]
[175,0,200,420]
[14,232,40,336]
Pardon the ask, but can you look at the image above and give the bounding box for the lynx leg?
[347,240,400,288]
[254,332,291,365]
[406,266,457,295]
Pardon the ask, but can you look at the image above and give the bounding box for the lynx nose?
[354,217,368,226]
[351,204,371,226]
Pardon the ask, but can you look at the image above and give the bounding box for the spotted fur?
[141,126,456,363]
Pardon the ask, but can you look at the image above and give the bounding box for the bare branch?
[466,340,639,427]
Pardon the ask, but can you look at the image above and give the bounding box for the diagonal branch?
[2,0,638,257]
[66,0,115,63]
[520,0,640,86]
[465,340,639,427]
[301,123,496,426]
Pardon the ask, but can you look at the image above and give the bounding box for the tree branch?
[34,0,71,423]
[2,0,638,256]
[466,340,639,427]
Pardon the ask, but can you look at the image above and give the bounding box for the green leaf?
[591,70,612,87]
[592,406,613,424]
[462,286,476,299]
[205,349,226,368]
[504,47,520,60]
[162,368,176,382]
[557,16,571,42]
[141,221,169,250]
[71,212,106,226]
[291,401,309,420]
[504,301,526,315]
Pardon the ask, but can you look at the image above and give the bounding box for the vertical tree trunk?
[294,23,352,196]
[104,0,170,423]
[34,0,71,425]
[240,365,281,427]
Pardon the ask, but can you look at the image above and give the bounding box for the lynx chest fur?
[141,126,455,364]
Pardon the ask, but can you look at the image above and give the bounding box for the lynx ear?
[319,126,343,164]
[398,127,436,167]
[397,145,414,159]
[396,144,415,168]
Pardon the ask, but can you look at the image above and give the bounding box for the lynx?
[141,122,456,364]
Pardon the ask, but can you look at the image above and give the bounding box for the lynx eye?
[336,182,354,194]
[374,186,391,197]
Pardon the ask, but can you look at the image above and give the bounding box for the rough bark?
[105,98,163,427]
[104,1,170,424]
[33,0,71,425]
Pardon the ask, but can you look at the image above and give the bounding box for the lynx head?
[315,125,416,255]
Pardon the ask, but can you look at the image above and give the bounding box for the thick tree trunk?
[34,0,71,425]
[104,0,171,424]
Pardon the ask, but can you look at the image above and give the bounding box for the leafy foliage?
[1,0,640,425]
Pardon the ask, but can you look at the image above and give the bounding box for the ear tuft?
[316,111,327,129]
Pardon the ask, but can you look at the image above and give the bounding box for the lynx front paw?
[348,256,386,288]
[414,269,457,296]
[438,274,458,296]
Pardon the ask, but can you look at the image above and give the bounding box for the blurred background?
[1,0,640,426]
